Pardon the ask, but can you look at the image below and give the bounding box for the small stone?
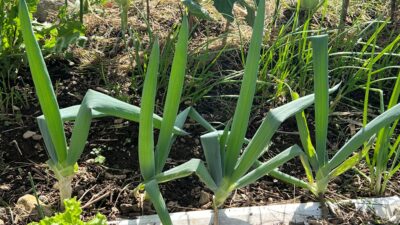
[199,191,211,206]
[17,194,42,212]
[0,184,11,191]
[0,219,4,225]
[120,203,134,214]
[23,131,36,139]
[38,196,48,203]
[32,134,42,141]
[114,119,123,124]
[268,197,273,203]
[86,158,95,164]
[16,194,52,220]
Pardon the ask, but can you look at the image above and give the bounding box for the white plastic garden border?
[109,196,400,225]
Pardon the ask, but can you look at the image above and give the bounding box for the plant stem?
[80,0,83,22]
[318,193,329,218]
[28,172,45,219]
[213,204,219,225]
[146,0,150,22]
[338,0,350,32]
[58,175,73,209]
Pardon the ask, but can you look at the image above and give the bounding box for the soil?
[1,1,399,225]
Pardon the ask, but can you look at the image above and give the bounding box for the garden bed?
[1,0,400,225]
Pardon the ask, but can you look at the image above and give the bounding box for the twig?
[78,184,97,202]
[82,188,111,209]
[10,140,23,155]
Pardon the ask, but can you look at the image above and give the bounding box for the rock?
[198,191,211,206]
[32,134,42,141]
[23,131,36,139]
[0,184,10,191]
[0,219,4,225]
[17,194,43,213]
[15,194,52,221]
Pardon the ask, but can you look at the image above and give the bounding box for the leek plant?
[19,0,184,207]
[269,35,400,200]
[359,71,400,195]
[135,15,218,225]
[142,1,336,224]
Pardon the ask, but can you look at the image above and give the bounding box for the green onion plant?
[19,0,184,208]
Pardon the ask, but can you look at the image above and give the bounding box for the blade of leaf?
[231,85,340,182]
[235,145,303,188]
[19,0,68,164]
[201,131,223,186]
[155,16,189,173]
[269,169,314,191]
[139,39,160,180]
[145,180,173,225]
[155,159,218,192]
[327,102,400,173]
[224,0,265,178]
[310,35,329,166]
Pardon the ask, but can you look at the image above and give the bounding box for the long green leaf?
[145,180,173,225]
[231,85,340,182]
[269,169,313,191]
[40,95,186,135]
[224,0,265,178]
[201,131,223,186]
[235,145,303,188]
[155,16,189,173]
[155,159,218,192]
[19,0,68,164]
[310,35,329,166]
[326,103,400,173]
[292,92,318,171]
[65,90,188,166]
[139,39,160,180]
